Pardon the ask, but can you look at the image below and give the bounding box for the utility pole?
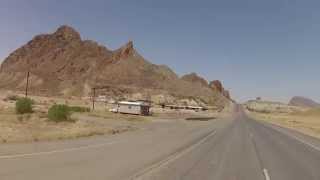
[25,71,30,97]
[92,88,96,111]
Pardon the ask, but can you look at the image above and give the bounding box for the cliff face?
[0,25,230,107]
[209,80,231,99]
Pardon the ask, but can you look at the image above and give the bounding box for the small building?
[164,105,207,112]
[111,101,151,116]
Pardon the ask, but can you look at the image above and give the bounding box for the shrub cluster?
[48,105,90,122]
[48,104,72,122]
[15,98,33,114]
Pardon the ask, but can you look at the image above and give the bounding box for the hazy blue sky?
[1,0,320,102]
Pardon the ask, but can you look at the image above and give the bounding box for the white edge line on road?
[247,110,320,152]
[263,168,271,180]
[0,141,121,159]
[129,130,216,179]
[264,123,320,152]
[285,131,320,152]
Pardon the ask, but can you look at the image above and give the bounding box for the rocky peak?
[181,73,208,87]
[209,80,231,99]
[209,80,223,92]
[53,25,81,42]
[113,41,135,60]
[123,40,134,50]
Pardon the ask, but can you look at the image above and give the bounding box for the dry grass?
[247,108,320,139]
[0,91,151,144]
[0,105,138,144]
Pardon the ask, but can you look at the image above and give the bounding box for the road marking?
[276,127,320,152]
[0,141,121,159]
[129,130,216,179]
[283,132,320,152]
[263,168,271,180]
[262,123,320,152]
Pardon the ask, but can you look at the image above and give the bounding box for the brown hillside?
[0,25,230,107]
[209,80,230,99]
[181,73,208,87]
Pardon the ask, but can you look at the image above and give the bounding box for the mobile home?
[112,101,151,116]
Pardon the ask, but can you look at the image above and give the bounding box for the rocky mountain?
[289,96,320,108]
[0,25,230,107]
[181,74,231,100]
[209,80,230,99]
[181,73,209,87]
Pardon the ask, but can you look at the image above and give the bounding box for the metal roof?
[118,101,149,106]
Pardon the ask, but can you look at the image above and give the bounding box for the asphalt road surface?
[1,108,320,180]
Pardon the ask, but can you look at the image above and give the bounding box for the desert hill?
[289,96,320,108]
[0,25,230,107]
[181,73,208,87]
[209,80,230,99]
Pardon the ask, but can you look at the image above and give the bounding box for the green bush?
[15,98,33,114]
[68,106,90,113]
[48,104,72,122]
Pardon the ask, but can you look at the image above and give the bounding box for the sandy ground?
[0,90,232,144]
[246,108,320,139]
[0,107,145,143]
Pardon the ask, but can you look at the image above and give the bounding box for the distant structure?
[256,97,262,101]
[164,105,207,112]
[110,100,151,116]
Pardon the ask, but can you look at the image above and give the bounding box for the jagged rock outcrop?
[222,90,231,99]
[181,73,208,87]
[209,80,223,92]
[209,80,230,99]
[0,25,230,106]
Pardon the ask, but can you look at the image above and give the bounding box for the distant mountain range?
[289,96,320,108]
[0,25,231,107]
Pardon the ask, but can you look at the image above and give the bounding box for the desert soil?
[0,91,231,144]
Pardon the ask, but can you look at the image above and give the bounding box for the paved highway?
[1,109,320,180]
[136,109,320,180]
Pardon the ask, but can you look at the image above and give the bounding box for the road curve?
[1,109,320,180]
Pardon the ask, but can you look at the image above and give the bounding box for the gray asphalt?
[137,109,320,180]
[1,109,320,180]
